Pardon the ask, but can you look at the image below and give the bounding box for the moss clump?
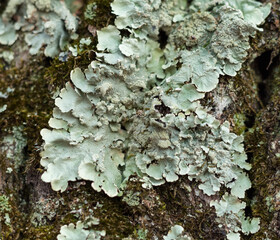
[83,0,115,29]
[0,56,56,172]
[244,64,280,239]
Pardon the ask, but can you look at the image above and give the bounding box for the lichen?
[57,220,105,240]
[0,194,12,228]
[84,2,98,20]
[0,195,11,213]
[30,197,65,227]
[1,126,27,172]
[0,0,78,57]
[39,0,271,239]
[163,225,193,240]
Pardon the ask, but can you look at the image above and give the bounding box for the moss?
[23,225,58,240]
[0,54,59,236]
[157,180,226,239]
[83,0,115,29]
[0,190,27,240]
[233,113,247,136]
[22,182,135,239]
[0,56,55,168]
[244,74,280,239]
[117,177,226,239]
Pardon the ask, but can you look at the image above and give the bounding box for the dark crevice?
[258,81,267,105]
[255,50,273,80]
[0,0,8,15]
[158,29,168,49]
[244,206,253,218]
[253,50,279,106]
[18,147,33,235]
[43,57,53,67]
[244,114,255,129]
[118,156,126,173]
[120,123,126,131]
[246,187,255,200]
[120,29,130,38]
[88,50,96,60]
[155,102,171,115]
[187,0,194,5]
[246,152,254,164]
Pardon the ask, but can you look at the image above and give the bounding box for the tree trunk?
[0,0,279,239]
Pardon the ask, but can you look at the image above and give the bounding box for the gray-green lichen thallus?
[37,0,271,239]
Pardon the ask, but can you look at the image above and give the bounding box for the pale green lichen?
[163,225,193,240]
[40,0,271,238]
[0,194,12,226]
[136,229,148,240]
[0,87,13,113]
[225,0,271,27]
[57,220,105,240]
[0,195,11,213]
[30,197,64,227]
[0,19,18,46]
[0,104,7,113]
[122,190,141,207]
[168,11,216,48]
[0,50,14,63]
[175,0,271,76]
[210,193,261,239]
[0,0,78,57]
[84,2,97,20]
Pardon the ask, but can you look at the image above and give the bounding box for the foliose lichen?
[0,194,12,227]
[0,195,11,213]
[57,219,105,240]
[163,225,193,240]
[30,197,64,227]
[0,0,78,57]
[39,0,271,238]
[84,2,98,20]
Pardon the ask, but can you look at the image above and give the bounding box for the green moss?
[233,113,247,135]
[0,57,55,166]
[121,178,226,239]
[83,0,115,29]
[25,183,135,239]
[22,225,58,240]
[0,191,27,240]
[246,106,280,238]
[244,124,271,239]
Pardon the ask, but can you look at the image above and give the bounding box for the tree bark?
[0,0,279,239]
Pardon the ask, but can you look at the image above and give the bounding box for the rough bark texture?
[0,0,279,239]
